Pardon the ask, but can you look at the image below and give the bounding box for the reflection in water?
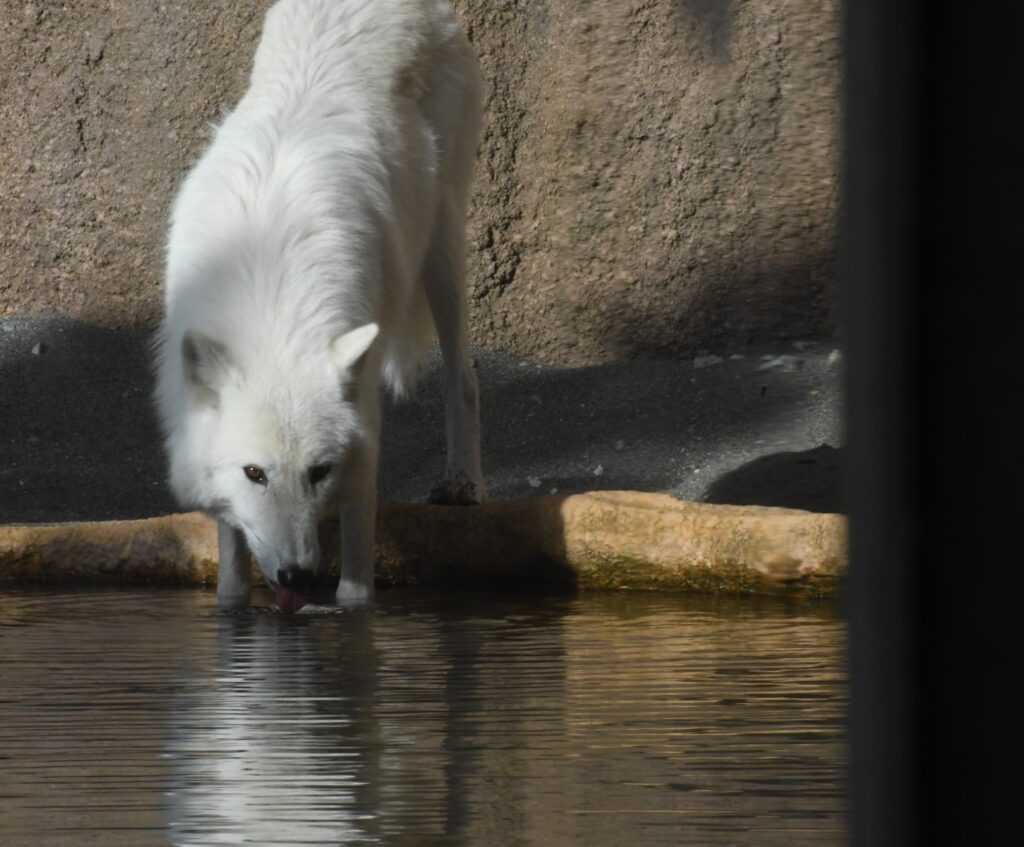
[0,589,846,845]
[165,610,379,844]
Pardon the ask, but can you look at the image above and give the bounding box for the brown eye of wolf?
[243,465,267,485]
[309,464,331,486]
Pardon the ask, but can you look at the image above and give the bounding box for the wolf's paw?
[335,578,374,607]
[217,591,252,611]
[427,478,486,506]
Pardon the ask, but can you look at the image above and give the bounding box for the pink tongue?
[274,585,308,613]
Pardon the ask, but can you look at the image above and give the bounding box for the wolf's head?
[167,323,380,608]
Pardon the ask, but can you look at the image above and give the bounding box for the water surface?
[0,588,845,845]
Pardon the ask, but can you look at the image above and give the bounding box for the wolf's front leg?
[217,521,252,609]
[336,453,377,606]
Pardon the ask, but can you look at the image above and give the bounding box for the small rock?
[729,353,745,360]
[756,355,803,373]
[549,487,559,494]
[693,354,723,369]
[528,477,542,488]
[828,349,842,368]
[593,464,604,477]
[30,342,44,355]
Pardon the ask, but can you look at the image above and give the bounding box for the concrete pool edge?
[0,492,846,596]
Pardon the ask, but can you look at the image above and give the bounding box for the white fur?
[154,0,485,607]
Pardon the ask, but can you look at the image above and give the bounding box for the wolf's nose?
[277,565,313,592]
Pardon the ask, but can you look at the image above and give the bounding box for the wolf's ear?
[330,323,379,377]
[182,330,235,402]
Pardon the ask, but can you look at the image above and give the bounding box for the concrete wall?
[0,0,839,365]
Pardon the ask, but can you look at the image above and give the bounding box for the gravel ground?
[0,315,842,524]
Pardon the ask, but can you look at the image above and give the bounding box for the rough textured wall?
[0,1,270,323]
[0,0,839,365]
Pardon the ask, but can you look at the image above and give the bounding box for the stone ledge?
[0,492,846,596]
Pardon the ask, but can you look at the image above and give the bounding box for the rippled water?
[0,588,846,846]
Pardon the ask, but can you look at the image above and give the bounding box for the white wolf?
[154,0,485,612]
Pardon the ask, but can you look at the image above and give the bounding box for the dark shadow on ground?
[0,315,842,524]
[383,343,842,506]
[0,316,172,523]
[703,444,843,513]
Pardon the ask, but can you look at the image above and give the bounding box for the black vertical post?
[843,1,919,843]
[844,2,1024,844]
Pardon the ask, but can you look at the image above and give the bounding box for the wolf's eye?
[243,465,268,485]
[309,464,331,486]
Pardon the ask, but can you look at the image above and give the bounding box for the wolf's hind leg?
[217,521,252,609]
[423,198,486,506]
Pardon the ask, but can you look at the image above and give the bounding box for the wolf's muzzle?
[277,564,314,594]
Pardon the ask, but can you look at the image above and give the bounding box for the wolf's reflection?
[164,608,382,845]
[162,596,573,845]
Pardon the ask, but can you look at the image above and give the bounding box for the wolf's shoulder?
[255,0,465,96]
[264,0,461,49]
